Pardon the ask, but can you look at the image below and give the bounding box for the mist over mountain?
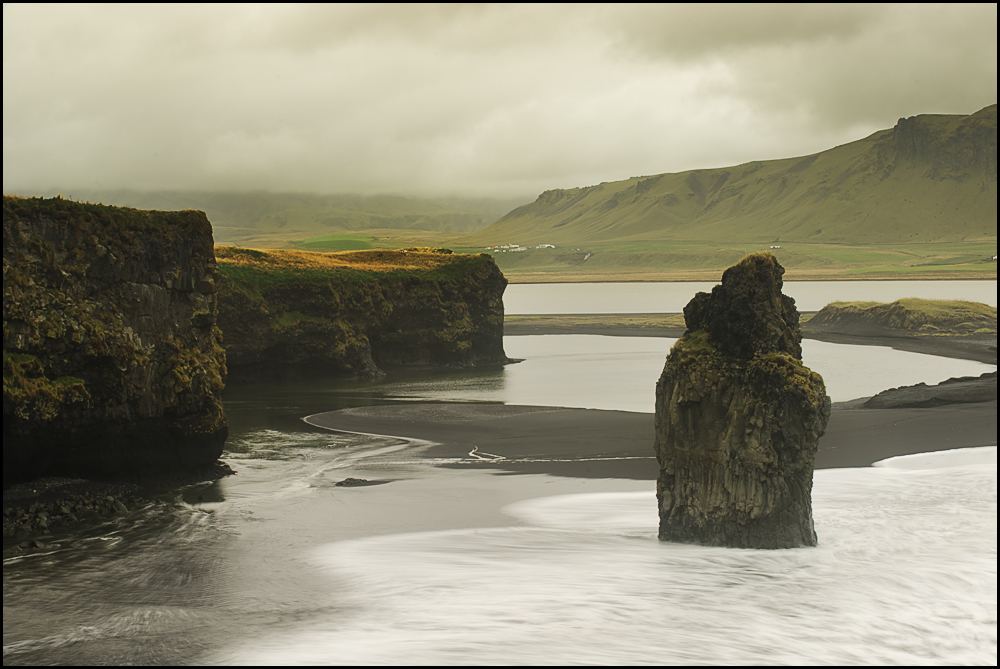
[466,105,996,247]
[26,190,530,247]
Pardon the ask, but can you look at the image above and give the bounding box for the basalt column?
[654,253,831,549]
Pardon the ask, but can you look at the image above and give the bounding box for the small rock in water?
[335,477,372,487]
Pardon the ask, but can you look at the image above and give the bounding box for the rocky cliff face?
[654,253,831,548]
[885,104,997,181]
[215,247,508,380]
[3,196,228,486]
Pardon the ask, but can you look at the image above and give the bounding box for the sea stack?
[3,196,228,485]
[654,253,830,548]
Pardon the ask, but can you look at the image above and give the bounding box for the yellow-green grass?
[215,246,489,292]
[289,228,468,252]
[293,233,374,252]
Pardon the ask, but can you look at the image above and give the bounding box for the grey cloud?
[3,4,996,199]
[603,4,882,59]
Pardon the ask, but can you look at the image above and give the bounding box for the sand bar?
[305,398,998,480]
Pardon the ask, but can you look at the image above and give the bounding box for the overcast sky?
[3,4,996,200]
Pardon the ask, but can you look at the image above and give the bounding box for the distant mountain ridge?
[466,105,997,246]
[25,190,529,247]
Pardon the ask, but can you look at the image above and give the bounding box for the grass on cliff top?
[820,298,996,334]
[215,246,491,288]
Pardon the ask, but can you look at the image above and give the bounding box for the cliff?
[654,253,831,548]
[215,247,508,380]
[2,196,228,486]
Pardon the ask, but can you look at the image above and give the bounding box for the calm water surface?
[3,281,997,665]
[352,335,994,411]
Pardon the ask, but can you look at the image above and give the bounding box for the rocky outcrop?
[654,253,831,548]
[885,104,997,181]
[805,298,997,338]
[215,247,508,380]
[3,196,228,486]
[862,372,997,409]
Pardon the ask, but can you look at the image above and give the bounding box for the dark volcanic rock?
[862,372,997,409]
[655,253,831,549]
[3,196,228,486]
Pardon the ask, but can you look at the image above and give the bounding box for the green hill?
[465,105,996,247]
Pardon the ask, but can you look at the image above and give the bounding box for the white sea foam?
[226,447,997,665]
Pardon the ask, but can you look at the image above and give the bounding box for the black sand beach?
[307,322,996,480]
[307,398,997,481]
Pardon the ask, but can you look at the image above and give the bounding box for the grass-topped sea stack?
[2,196,228,485]
[654,253,831,549]
[215,246,508,380]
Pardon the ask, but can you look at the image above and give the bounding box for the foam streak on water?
[227,448,997,666]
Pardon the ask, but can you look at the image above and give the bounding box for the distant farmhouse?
[484,243,555,252]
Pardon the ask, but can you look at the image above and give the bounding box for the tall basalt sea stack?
[3,196,228,486]
[654,253,831,549]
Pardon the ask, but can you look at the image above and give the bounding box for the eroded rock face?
[215,248,509,381]
[3,196,228,485]
[655,253,830,548]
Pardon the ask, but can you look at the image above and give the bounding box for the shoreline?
[501,271,998,284]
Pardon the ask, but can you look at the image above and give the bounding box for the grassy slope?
[455,105,997,281]
[464,106,996,247]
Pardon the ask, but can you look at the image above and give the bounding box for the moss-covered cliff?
[215,246,509,380]
[3,196,228,486]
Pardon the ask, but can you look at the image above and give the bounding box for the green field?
[443,239,997,282]
[293,233,375,251]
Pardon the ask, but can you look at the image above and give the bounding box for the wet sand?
[305,398,998,480]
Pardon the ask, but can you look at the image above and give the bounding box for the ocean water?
[224,447,997,665]
[4,304,997,664]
